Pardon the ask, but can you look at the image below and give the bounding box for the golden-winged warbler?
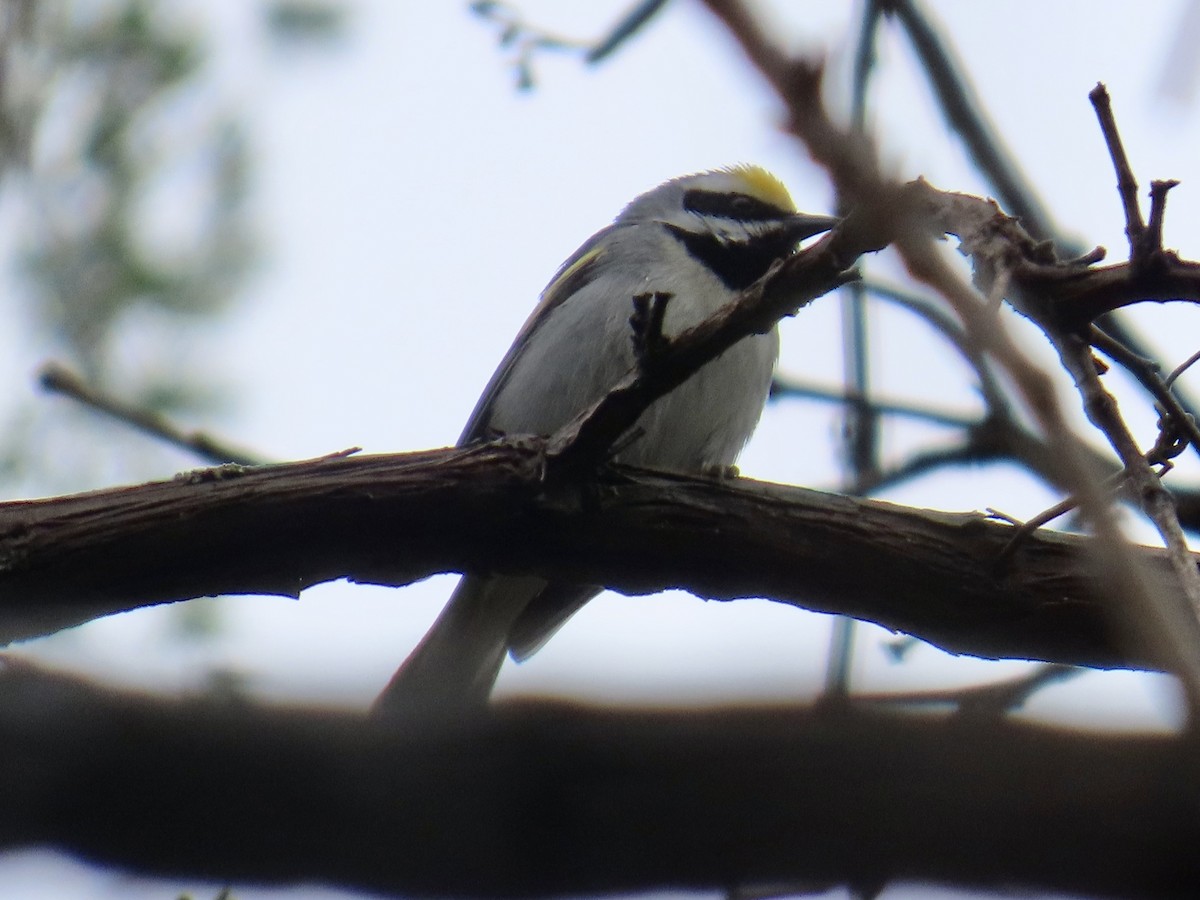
[374,165,836,714]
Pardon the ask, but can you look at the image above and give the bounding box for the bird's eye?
[730,195,755,214]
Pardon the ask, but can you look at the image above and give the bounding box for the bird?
[373,165,836,716]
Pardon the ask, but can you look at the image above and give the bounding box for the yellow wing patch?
[541,244,604,309]
[725,164,796,213]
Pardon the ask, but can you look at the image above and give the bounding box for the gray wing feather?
[458,225,617,444]
[374,228,621,716]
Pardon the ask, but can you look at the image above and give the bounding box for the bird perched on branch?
[374,165,836,715]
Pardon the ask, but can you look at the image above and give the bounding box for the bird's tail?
[371,574,543,717]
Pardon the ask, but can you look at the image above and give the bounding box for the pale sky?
[3,2,1199,897]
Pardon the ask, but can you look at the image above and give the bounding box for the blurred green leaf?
[265,1,347,47]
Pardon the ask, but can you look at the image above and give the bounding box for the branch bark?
[0,444,1186,671]
[1,667,1196,900]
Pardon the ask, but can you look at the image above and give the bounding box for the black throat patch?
[664,223,796,291]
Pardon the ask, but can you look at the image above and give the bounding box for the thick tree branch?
[0,443,1190,672]
[1,666,1196,900]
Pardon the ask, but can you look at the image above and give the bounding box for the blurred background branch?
[6,1,1200,897]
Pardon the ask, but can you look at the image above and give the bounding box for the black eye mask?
[681,188,792,222]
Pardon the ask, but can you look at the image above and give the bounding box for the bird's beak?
[785,212,840,242]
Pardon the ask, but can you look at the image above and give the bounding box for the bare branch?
[770,376,977,429]
[919,187,1200,715]
[863,278,1012,418]
[839,2,888,494]
[886,0,1063,243]
[469,0,670,88]
[585,0,670,63]
[1167,348,1200,386]
[0,444,1194,673]
[701,17,1200,717]
[1090,327,1200,462]
[0,666,1195,900]
[872,5,1200,452]
[39,361,264,467]
[1090,82,1146,258]
[1147,178,1181,254]
[856,662,1081,718]
[1055,333,1200,689]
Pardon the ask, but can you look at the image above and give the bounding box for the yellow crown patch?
[726,164,796,213]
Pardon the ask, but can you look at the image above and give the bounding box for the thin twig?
[833,0,882,698]
[856,663,1081,717]
[849,0,885,125]
[848,431,1008,495]
[1166,348,1200,387]
[1145,178,1181,257]
[823,0,887,703]
[839,286,878,491]
[702,0,1200,721]
[839,0,886,493]
[469,1,587,89]
[1055,332,1200,713]
[1090,325,1200,461]
[993,498,1082,567]
[470,0,671,87]
[863,280,1012,418]
[1089,82,1145,258]
[38,362,264,467]
[886,0,1064,244]
[770,377,977,429]
[586,0,671,63]
[901,179,1200,718]
[887,4,1200,443]
[1065,337,1197,590]
[993,466,1141,569]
